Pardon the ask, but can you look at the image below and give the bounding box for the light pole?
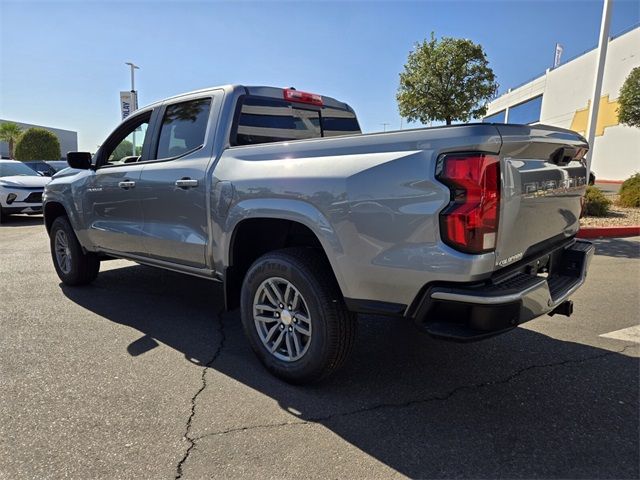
[381,123,390,132]
[125,62,139,99]
[125,62,140,155]
[585,0,612,181]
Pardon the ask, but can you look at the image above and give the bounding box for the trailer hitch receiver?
[548,300,574,317]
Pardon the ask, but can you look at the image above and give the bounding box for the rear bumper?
[409,239,595,341]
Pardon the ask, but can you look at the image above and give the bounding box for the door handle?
[118,180,136,189]
[175,178,198,189]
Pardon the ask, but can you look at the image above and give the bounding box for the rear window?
[231,96,360,146]
[156,98,211,159]
[321,108,361,137]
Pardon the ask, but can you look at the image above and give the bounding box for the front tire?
[240,248,357,384]
[50,216,100,286]
[0,207,8,224]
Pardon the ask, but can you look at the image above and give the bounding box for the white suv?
[0,160,51,223]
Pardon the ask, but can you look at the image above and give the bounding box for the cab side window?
[154,98,211,160]
[101,113,151,166]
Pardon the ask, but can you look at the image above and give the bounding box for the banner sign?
[120,91,138,120]
[554,43,564,68]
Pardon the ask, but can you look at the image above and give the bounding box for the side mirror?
[66,152,92,170]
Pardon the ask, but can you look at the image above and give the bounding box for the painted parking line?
[599,325,640,344]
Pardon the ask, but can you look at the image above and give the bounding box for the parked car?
[43,85,594,383]
[24,160,69,177]
[0,160,50,223]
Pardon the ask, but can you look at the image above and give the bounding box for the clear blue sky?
[1,0,638,151]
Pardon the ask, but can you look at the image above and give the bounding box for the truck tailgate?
[494,124,589,269]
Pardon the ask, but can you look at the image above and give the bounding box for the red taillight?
[283,88,323,106]
[436,153,500,254]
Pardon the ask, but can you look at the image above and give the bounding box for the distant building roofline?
[495,23,639,97]
[0,119,77,135]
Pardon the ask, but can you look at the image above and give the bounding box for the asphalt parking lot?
[1,215,639,479]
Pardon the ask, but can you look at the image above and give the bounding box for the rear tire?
[240,247,357,384]
[50,216,100,286]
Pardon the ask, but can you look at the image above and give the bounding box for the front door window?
[101,114,150,166]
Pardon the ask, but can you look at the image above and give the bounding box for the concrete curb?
[577,226,640,239]
[595,179,624,184]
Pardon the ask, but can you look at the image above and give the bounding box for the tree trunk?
[446,118,452,125]
[9,139,14,159]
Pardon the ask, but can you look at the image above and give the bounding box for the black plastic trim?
[344,298,407,317]
[405,239,593,342]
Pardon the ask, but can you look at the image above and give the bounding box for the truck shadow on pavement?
[593,237,640,259]
[61,263,639,479]
[0,214,44,227]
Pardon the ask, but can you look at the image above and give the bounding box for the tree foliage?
[0,122,23,159]
[15,128,61,161]
[397,33,498,125]
[618,67,640,128]
[110,140,142,162]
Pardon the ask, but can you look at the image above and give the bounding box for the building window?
[483,110,506,123]
[507,95,543,125]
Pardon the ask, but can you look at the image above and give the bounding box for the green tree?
[397,33,498,125]
[110,140,142,162]
[0,122,23,159]
[111,140,133,162]
[15,128,61,161]
[618,67,640,128]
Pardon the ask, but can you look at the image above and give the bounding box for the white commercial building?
[484,26,640,181]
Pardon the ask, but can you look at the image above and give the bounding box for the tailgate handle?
[549,147,578,166]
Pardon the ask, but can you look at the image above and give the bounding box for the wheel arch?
[222,201,347,311]
[43,199,93,252]
[44,201,70,233]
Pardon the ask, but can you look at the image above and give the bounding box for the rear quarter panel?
[215,125,503,306]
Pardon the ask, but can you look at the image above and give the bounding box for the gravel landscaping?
[581,195,640,227]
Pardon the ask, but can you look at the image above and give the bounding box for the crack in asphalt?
[174,309,227,480]
[191,343,637,442]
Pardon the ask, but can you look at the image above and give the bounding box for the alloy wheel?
[253,277,312,362]
[54,230,72,274]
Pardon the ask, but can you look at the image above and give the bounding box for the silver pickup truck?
[44,85,594,383]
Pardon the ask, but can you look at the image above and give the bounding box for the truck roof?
[140,85,355,113]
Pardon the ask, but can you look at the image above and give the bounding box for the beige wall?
[485,27,640,181]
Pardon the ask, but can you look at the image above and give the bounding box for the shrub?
[14,128,61,161]
[618,173,640,208]
[584,186,612,217]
